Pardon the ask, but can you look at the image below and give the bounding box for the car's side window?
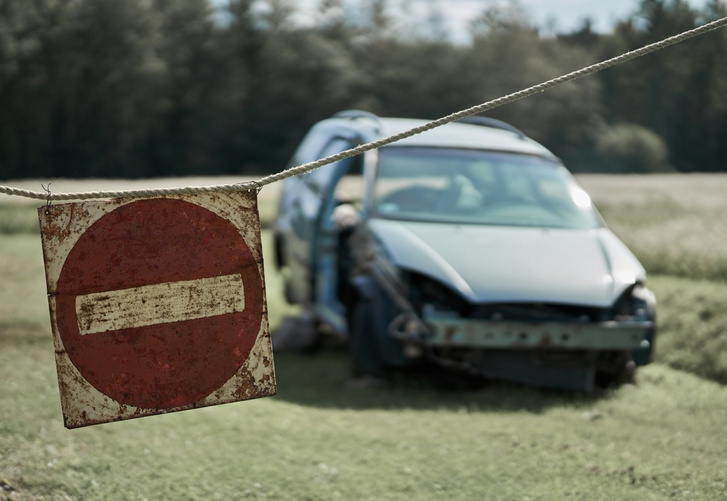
[304,137,353,195]
[288,128,334,168]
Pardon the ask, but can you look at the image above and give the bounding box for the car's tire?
[595,351,636,388]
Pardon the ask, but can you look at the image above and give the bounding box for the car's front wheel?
[595,351,636,388]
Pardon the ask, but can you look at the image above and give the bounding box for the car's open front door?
[311,145,364,335]
[284,137,358,310]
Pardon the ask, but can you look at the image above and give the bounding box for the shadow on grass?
[271,340,611,415]
[0,320,612,416]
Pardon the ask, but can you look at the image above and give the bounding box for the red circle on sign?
[54,198,264,409]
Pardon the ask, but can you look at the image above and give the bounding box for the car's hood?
[366,219,645,307]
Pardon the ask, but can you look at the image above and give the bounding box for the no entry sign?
[38,191,275,428]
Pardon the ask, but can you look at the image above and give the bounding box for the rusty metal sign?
[38,191,275,428]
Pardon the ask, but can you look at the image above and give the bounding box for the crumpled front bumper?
[422,314,653,351]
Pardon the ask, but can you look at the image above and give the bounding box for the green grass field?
[1,175,727,500]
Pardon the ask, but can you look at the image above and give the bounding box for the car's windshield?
[373,147,602,229]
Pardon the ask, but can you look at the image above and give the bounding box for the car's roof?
[317,114,556,158]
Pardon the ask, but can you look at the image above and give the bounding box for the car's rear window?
[372,147,602,229]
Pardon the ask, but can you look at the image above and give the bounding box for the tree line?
[1,0,726,179]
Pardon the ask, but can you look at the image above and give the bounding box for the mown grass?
[0,233,726,500]
[2,345,727,501]
[1,240,726,500]
[648,275,727,384]
[1,175,726,499]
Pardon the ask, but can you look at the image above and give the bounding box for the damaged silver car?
[273,110,656,391]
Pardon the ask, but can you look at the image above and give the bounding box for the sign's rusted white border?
[38,192,275,428]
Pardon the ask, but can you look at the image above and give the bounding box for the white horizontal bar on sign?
[75,274,245,335]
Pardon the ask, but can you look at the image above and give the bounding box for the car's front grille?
[467,303,605,323]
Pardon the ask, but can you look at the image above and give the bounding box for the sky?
[282,0,717,43]
[442,0,643,34]
[431,0,712,34]
[440,0,716,37]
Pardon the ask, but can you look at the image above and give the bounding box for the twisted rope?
[2,15,727,202]
[0,182,259,202]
